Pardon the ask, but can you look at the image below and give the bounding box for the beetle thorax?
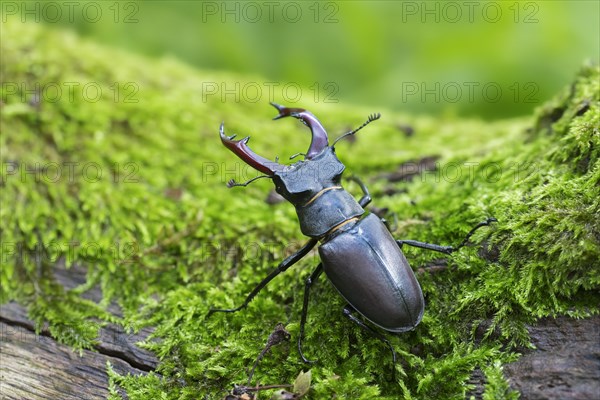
[273,147,364,238]
[273,147,344,205]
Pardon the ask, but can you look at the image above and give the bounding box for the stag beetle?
[209,103,495,370]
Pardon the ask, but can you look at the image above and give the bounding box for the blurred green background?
[28,0,599,118]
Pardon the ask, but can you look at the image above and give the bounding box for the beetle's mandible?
[209,103,496,371]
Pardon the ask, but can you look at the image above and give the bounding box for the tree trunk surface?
[0,262,158,400]
[1,263,598,399]
[503,315,600,400]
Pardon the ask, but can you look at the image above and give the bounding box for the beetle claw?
[219,121,284,175]
[270,102,289,120]
[269,103,329,159]
[300,356,318,364]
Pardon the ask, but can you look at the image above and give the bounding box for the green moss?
[2,19,598,399]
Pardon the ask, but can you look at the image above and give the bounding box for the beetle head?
[219,103,331,177]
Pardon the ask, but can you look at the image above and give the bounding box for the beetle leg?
[207,238,319,316]
[396,217,497,255]
[380,213,399,232]
[342,305,397,381]
[396,239,454,254]
[298,263,323,364]
[345,176,371,207]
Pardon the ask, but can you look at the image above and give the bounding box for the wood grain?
[1,261,598,399]
[0,261,157,399]
[0,320,143,400]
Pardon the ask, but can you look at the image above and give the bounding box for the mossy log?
[2,300,598,399]
[1,263,598,399]
[1,18,598,400]
[0,262,157,399]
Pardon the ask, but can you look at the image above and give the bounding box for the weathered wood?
[0,261,158,399]
[0,321,142,400]
[1,260,598,399]
[465,315,600,400]
[0,301,158,372]
[504,315,600,400]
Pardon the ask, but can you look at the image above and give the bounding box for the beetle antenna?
[289,152,306,160]
[332,113,381,147]
[227,175,272,188]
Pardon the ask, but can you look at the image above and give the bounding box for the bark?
[504,315,600,400]
[0,262,157,400]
